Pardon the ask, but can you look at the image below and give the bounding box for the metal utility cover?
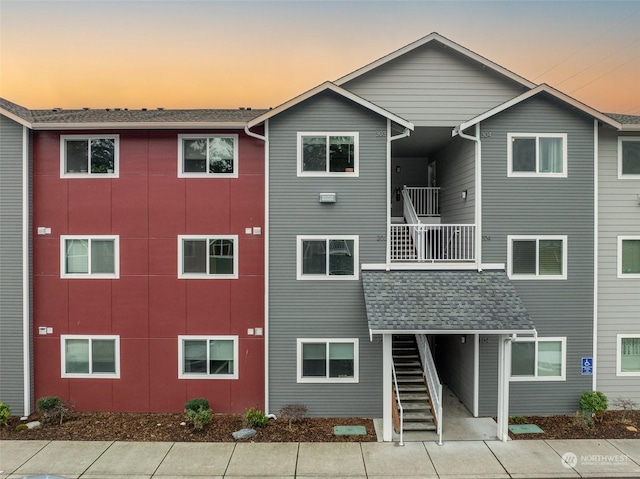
[508,424,544,434]
[333,425,367,435]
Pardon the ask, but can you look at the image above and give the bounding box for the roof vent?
[157,107,164,111]
[239,107,245,110]
[82,107,90,111]
[247,107,252,111]
[115,108,121,111]
[141,108,147,111]
[52,107,62,112]
[106,108,111,111]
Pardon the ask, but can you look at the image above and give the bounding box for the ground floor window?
[178,336,238,379]
[61,335,120,378]
[296,338,358,383]
[510,337,565,381]
[617,335,640,375]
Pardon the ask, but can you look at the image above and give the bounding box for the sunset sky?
[1,0,639,115]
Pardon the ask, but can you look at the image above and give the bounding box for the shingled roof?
[362,270,535,334]
[605,113,640,125]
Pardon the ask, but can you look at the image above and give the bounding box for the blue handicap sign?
[582,357,593,375]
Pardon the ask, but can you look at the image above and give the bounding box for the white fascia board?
[454,84,622,135]
[31,122,248,130]
[335,32,536,89]
[369,328,537,336]
[247,81,414,131]
[1,108,32,129]
[621,124,640,131]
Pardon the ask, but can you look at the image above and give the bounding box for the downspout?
[387,124,411,270]
[592,119,599,391]
[455,124,482,272]
[22,125,32,416]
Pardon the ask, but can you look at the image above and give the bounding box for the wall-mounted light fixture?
[396,166,401,173]
[319,192,337,203]
[461,190,468,200]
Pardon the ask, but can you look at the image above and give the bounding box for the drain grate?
[333,425,367,436]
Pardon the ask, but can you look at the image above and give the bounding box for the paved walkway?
[2,438,640,478]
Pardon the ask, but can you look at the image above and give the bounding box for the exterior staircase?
[392,335,436,432]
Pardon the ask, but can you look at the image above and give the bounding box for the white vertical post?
[497,334,511,441]
[383,333,393,442]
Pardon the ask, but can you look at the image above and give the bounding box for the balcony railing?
[390,224,475,262]
[404,186,439,217]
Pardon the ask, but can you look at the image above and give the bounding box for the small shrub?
[572,410,594,429]
[579,391,608,422]
[0,402,11,426]
[185,406,212,431]
[185,398,210,413]
[278,403,308,429]
[244,407,269,427]
[37,396,72,425]
[15,424,28,431]
[509,415,527,425]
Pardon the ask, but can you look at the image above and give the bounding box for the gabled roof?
[606,113,640,131]
[0,98,33,127]
[453,84,622,134]
[335,32,536,90]
[246,81,414,130]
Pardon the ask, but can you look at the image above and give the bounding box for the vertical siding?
[0,115,26,415]
[479,95,595,415]
[268,91,388,416]
[597,128,640,401]
[342,44,527,127]
[434,334,475,412]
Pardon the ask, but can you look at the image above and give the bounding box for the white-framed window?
[618,236,640,278]
[178,336,238,379]
[617,334,640,376]
[60,236,119,279]
[296,338,359,383]
[296,235,359,280]
[178,235,238,279]
[507,133,567,177]
[61,335,120,378]
[510,337,566,381]
[507,235,567,280]
[618,137,640,178]
[60,135,119,178]
[297,132,359,176]
[178,134,238,178]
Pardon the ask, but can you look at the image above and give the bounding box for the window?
[618,137,640,178]
[507,235,567,280]
[507,133,567,177]
[297,132,359,176]
[178,235,238,279]
[511,337,565,381]
[60,135,118,177]
[617,335,640,375]
[178,134,238,178]
[296,235,358,280]
[60,236,119,278]
[61,335,120,378]
[178,336,238,379]
[297,339,358,383]
[618,236,640,278]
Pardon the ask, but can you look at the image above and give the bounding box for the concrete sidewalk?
[2,438,640,478]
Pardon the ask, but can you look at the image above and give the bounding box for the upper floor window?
[178,235,238,279]
[61,236,119,279]
[178,134,238,178]
[296,235,358,280]
[507,133,567,177]
[178,335,238,379]
[618,137,640,178]
[507,235,567,280]
[511,337,566,381]
[297,132,359,176]
[297,338,359,383]
[618,236,640,278]
[60,135,119,177]
[617,334,640,376]
[61,335,120,378]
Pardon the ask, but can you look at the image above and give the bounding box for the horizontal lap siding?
[0,115,26,415]
[268,92,387,417]
[433,137,476,224]
[342,45,526,127]
[597,129,640,401]
[479,96,594,415]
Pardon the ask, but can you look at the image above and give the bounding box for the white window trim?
[178,134,239,178]
[178,235,239,279]
[617,236,640,279]
[510,336,566,382]
[296,338,359,383]
[61,335,120,378]
[60,135,119,178]
[296,235,359,280]
[178,335,239,380]
[60,235,120,279]
[618,136,640,179]
[617,334,640,376]
[296,132,359,177]
[507,133,568,178]
[507,235,567,280]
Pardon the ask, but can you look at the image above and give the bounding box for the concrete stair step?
[404,411,434,421]
[402,403,431,412]
[396,377,424,383]
[398,392,431,401]
[395,369,423,375]
[403,422,436,431]
[398,385,427,392]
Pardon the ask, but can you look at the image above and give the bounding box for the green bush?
[0,402,11,426]
[185,406,212,431]
[185,398,210,413]
[579,391,608,421]
[37,396,71,425]
[244,407,269,427]
[16,424,28,431]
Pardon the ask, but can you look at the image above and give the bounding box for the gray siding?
[391,156,429,218]
[435,334,475,413]
[268,91,388,416]
[596,128,640,402]
[342,44,527,127]
[0,115,27,415]
[479,95,595,415]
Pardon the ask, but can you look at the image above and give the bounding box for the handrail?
[391,362,404,446]
[416,334,443,445]
[404,186,440,217]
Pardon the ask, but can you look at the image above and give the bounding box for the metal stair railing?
[416,334,443,445]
